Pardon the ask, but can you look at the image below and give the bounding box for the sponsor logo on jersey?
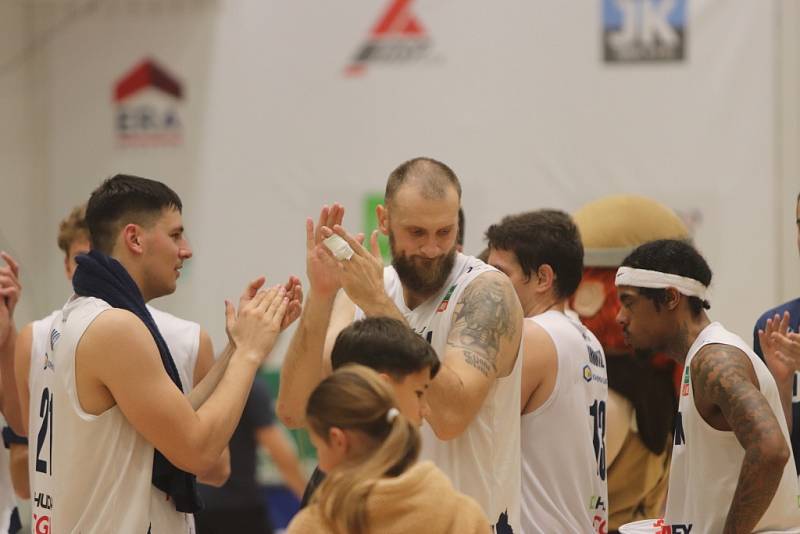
[345,0,435,77]
[49,328,60,351]
[33,514,50,534]
[681,366,690,396]
[34,492,53,510]
[113,58,184,147]
[652,518,693,533]
[593,514,608,534]
[583,365,593,383]
[436,284,457,312]
[587,346,605,368]
[43,351,54,372]
[602,0,687,63]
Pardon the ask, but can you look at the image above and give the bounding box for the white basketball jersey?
[29,296,193,533]
[146,305,200,392]
[664,322,800,533]
[0,415,18,534]
[354,253,522,531]
[521,311,609,534]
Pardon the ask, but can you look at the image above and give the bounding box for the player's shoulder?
[146,305,198,330]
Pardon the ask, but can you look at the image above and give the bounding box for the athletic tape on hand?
[323,234,354,261]
[615,266,709,301]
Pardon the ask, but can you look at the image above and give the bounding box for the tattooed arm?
[691,344,791,534]
[425,271,523,440]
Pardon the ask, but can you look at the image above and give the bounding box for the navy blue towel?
[73,250,202,513]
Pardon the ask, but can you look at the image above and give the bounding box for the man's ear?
[121,224,143,255]
[665,287,681,311]
[376,204,389,236]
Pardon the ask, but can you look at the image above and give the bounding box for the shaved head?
[384,157,462,206]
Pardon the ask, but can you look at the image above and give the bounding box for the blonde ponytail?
[306,365,421,534]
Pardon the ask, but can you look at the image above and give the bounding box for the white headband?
[615,266,710,302]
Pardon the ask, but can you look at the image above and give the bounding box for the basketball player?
[30,174,300,533]
[615,239,800,533]
[15,204,231,502]
[0,252,23,533]
[278,157,523,532]
[485,210,609,534]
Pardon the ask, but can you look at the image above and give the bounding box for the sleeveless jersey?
[521,311,609,534]
[29,296,193,533]
[0,416,18,534]
[146,305,201,393]
[664,322,800,533]
[354,253,522,531]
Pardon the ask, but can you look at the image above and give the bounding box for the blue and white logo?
[603,0,687,62]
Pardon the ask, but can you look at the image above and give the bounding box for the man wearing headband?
[615,239,800,533]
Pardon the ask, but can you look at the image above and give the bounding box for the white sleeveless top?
[29,296,194,533]
[0,414,18,534]
[521,311,609,534]
[354,253,522,531]
[664,322,800,533]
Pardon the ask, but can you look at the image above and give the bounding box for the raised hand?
[760,311,800,375]
[225,285,289,363]
[280,276,303,330]
[0,252,21,348]
[320,225,386,312]
[305,204,346,300]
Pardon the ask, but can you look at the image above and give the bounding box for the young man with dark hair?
[279,157,523,532]
[754,192,800,477]
[299,316,440,507]
[15,202,229,508]
[616,239,800,533]
[486,209,609,534]
[31,174,301,533]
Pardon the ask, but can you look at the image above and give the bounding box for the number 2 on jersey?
[589,399,606,481]
[36,388,53,475]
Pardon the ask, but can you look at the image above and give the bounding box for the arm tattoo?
[692,344,789,533]
[449,274,517,377]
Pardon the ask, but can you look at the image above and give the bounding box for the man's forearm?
[723,446,787,534]
[0,328,23,434]
[424,363,471,440]
[187,343,233,410]
[192,350,261,471]
[277,291,335,428]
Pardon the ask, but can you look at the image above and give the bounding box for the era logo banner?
[345,0,433,76]
[113,58,184,147]
[602,0,687,62]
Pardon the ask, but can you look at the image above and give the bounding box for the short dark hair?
[621,239,712,316]
[384,157,462,206]
[86,174,183,254]
[457,208,465,247]
[331,317,440,380]
[485,209,584,298]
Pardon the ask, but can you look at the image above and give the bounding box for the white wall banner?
[6,0,778,349]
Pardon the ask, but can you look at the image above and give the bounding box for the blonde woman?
[287,365,490,534]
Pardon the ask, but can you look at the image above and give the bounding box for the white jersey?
[521,311,609,534]
[146,305,201,393]
[0,415,18,534]
[29,296,194,533]
[664,322,800,533]
[354,253,522,531]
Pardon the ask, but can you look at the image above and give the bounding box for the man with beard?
[278,157,523,532]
